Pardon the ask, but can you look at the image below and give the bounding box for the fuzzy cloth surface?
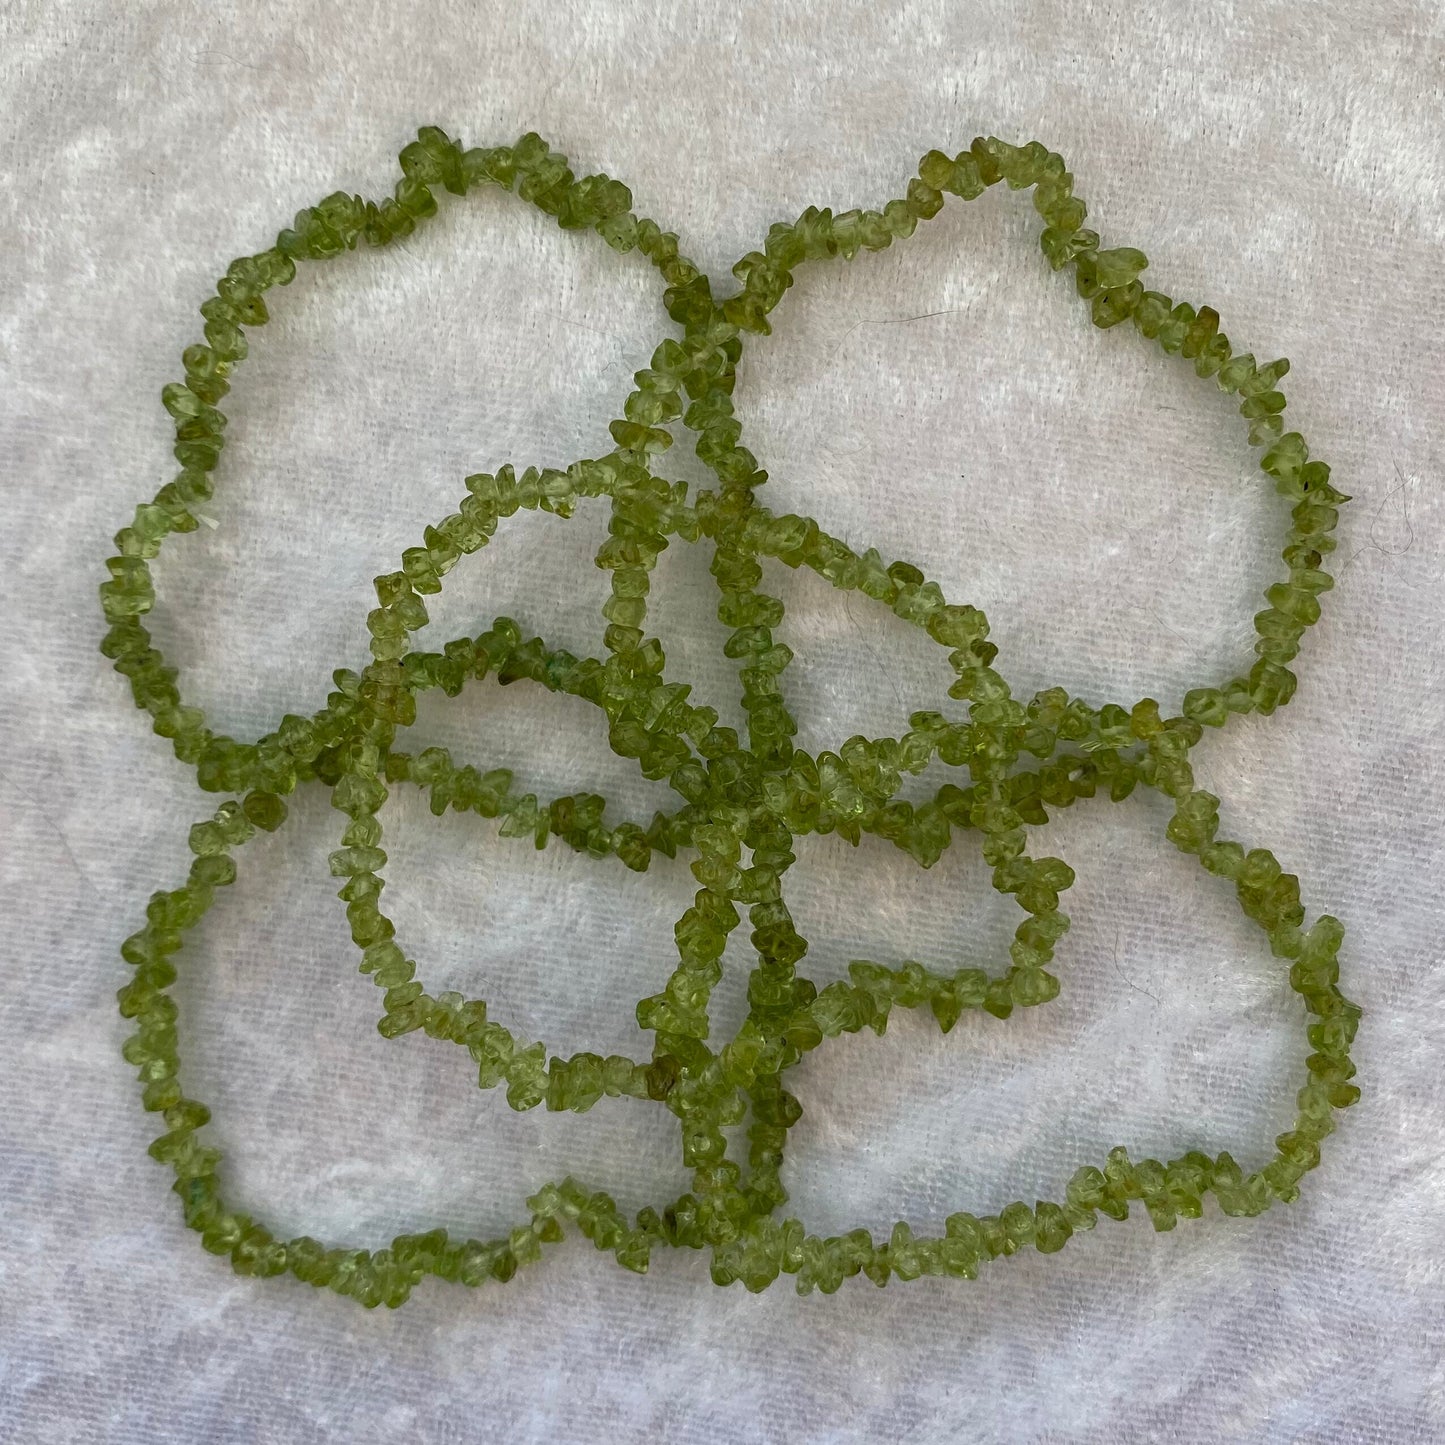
[2,3,1443,1441]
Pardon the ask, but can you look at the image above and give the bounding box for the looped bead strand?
[106,127,1358,1307]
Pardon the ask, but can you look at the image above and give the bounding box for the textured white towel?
[3,2,1443,1440]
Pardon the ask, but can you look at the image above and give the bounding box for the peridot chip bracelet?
[102,128,1359,1307]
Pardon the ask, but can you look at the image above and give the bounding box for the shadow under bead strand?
[104,126,1359,1308]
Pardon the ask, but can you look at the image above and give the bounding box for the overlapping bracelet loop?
[104,128,1360,1307]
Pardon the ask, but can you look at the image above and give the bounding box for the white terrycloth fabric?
[2,2,1443,1440]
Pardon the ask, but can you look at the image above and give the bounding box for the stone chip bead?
[102,127,1358,1307]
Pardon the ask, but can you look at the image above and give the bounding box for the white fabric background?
[2,2,1443,1440]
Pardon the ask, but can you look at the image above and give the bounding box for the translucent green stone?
[1086,246,1149,289]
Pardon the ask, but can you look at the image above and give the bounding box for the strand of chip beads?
[106,129,1358,1306]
